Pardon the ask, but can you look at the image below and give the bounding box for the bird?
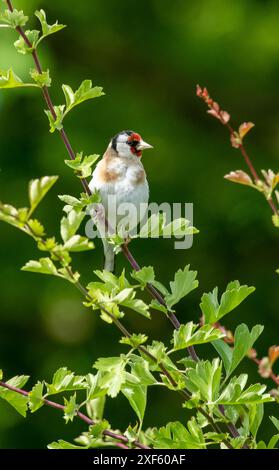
[89,130,153,272]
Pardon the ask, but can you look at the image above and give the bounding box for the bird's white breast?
[89,157,149,227]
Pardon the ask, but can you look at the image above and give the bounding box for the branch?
[196,85,279,217]
[0,380,148,449]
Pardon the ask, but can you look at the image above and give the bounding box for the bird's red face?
[111,130,153,159]
[127,132,143,157]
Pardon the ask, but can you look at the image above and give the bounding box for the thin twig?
[0,380,149,449]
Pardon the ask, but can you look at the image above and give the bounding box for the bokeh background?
[0,0,278,448]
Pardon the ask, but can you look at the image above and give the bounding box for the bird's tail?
[102,238,115,272]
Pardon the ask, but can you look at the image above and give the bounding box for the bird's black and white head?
[110,130,153,159]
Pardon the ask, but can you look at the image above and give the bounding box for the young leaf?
[0,68,38,89]
[65,152,99,178]
[21,257,58,276]
[224,170,254,187]
[60,209,85,243]
[227,324,263,377]
[214,324,263,378]
[121,383,147,425]
[165,265,198,309]
[30,68,51,88]
[121,297,150,319]
[28,176,58,216]
[131,266,155,286]
[48,440,86,450]
[62,80,104,117]
[212,339,232,375]
[217,377,273,405]
[28,219,45,237]
[0,375,29,417]
[93,356,127,398]
[186,359,222,403]
[200,280,255,324]
[35,9,66,46]
[14,30,40,54]
[44,105,65,133]
[148,420,206,449]
[270,416,279,432]
[120,334,148,348]
[28,381,44,412]
[172,322,225,351]
[162,218,199,237]
[0,9,28,28]
[63,234,94,252]
[130,357,157,387]
[63,394,77,423]
[249,403,264,437]
[47,367,86,395]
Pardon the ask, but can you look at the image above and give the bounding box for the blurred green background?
[0,0,278,448]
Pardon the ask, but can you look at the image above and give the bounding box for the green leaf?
[90,419,110,438]
[122,383,147,425]
[60,208,85,243]
[148,420,206,449]
[249,403,264,437]
[0,9,28,28]
[212,339,232,374]
[58,194,83,208]
[65,153,100,178]
[227,324,263,377]
[28,381,44,412]
[165,265,198,309]
[217,377,274,405]
[21,257,58,276]
[35,9,66,46]
[63,394,77,423]
[131,266,155,285]
[47,367,86,395]
[129,355,157,386]
[270,416,279,432]
[93,356,127,398]
[28,219,45,237]
[30,68,51,87]
[150,299,168,314]
[137,213,198,239]
[0,375,29,417]
[14,30,40,54]
[267,434,279,449]
[44,105,65,133]
[200,281,255,324]
[186,359,222,403]
[162,218,199,237]
[120,334,148,348]
[28,175,58,216]
[172,322,225,351]
[62,80,104,117]
[121,298,150,319]
[86,395,106,421]
[214,324,263,378]
[0,68,38,89]
[63,235,94,252]
[48,440,86,449]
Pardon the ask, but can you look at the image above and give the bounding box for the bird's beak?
[137,140,153,151]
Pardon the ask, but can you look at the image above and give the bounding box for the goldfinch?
[89,130,153,271]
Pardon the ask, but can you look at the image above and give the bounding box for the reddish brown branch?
[197,85,279,217]
[0,380,149,449]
